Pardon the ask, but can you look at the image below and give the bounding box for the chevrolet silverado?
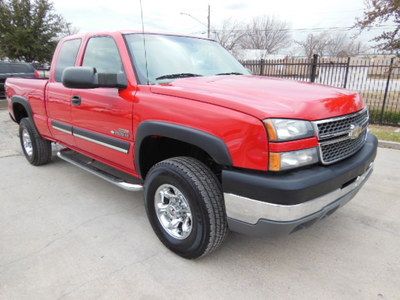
[5,31,377,258]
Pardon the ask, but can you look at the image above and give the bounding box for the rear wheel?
[144,157,228,259]
[19,118,52,166]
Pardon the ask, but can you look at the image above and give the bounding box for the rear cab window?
[55,39,82,82]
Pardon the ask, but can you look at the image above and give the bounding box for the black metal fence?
[241,55,400,126]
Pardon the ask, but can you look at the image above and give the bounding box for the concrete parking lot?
[0,106,399,299]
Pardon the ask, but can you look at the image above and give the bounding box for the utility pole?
[207,4,211,38]
[180,5,211,38]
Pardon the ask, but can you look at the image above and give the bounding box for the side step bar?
[57,149,143,192]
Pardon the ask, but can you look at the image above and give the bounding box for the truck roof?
[62,30,215,42]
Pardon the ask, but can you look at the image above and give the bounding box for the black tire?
[19,118,52,166]
[144,157,228,259]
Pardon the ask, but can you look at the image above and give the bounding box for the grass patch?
[369,109,400,126]
[369,125,400,143]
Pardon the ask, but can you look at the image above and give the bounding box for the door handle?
[71,95,81,106]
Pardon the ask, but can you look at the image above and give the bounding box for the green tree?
[0,47,5,59]
[0,0,72,63]
[356,0,400,51]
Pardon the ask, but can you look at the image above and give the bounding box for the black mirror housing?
[62,67,97,89]
[62,67,128,89]
[97,73,128,89]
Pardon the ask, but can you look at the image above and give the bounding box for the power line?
[209,24,397,33]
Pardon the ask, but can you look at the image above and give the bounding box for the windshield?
[124,34,249,84]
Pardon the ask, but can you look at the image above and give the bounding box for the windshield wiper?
[155,73,202,80]
[215,72,244,76]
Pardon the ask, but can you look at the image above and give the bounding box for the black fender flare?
[11,96,34,121]
[135,121,232,176]
[11,95,40,132]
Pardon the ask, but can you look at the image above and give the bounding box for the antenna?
[139,0,150,84]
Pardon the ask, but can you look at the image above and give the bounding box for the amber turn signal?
[269,152,282,171]
[269,148,319,171]
[264,120,278,141]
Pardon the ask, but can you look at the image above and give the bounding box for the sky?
[52,0,392,53]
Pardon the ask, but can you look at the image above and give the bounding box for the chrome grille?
[320,130,367,164]
[316,109,369,140]
[314,109,369,165]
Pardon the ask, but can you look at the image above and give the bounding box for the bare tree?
[349,40,368,56]
[241,16,291,57]
[325,33,348,56]
[295,32,331,58]
[61,23,79,37]
[213,19,245,57]
[326,32,368,56]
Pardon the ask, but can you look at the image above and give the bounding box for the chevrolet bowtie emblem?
[348,124,363,139]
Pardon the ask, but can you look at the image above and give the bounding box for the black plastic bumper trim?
[222,133,378,205]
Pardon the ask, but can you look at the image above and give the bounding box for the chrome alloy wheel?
[154,184,193,240]
[22,129,33,157]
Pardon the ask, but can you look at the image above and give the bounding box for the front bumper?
[222,133,378,236]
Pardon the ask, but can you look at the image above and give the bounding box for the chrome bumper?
[224,163,373,225]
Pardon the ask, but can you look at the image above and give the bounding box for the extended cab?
[5,31,377,259]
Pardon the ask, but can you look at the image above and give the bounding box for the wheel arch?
[135,121,232,178]
[11,96,34,124]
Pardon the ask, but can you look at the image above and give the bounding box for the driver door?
[70,36,134,170]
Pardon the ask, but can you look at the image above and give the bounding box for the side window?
[82,37,124,74]
[55,39,81,82]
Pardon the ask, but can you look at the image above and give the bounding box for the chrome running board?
[57,149,143,192]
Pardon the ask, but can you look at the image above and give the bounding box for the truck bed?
[6,77,50,137]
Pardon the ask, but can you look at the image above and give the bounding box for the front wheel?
[144,157,228,259]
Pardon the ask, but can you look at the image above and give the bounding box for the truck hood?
[150,75,364,120]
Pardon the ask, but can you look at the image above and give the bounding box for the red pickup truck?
[5,31,377,259]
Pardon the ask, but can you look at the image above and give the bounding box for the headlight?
[264,119,315,141]
[269,147,319,171]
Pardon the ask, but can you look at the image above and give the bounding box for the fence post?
[259,59,265,76]
[343,57,351,88]
[310,54,318,82]
[380,57,394,125]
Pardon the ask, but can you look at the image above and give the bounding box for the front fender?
[135,121,233,176]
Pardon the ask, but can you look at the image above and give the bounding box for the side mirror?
[62,67,127,89]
